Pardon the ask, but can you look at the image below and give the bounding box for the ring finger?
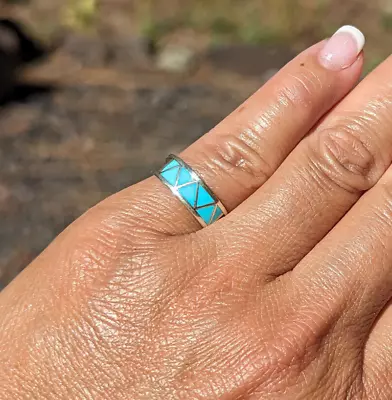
[122,28,364,235]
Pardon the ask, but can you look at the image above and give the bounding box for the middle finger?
[220,54,392,279]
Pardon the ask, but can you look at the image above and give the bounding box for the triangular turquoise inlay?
[196,185,214,208]
[161,167,179,186]
[197,205,215,225]
[178,183,198,207]
[177,167,193,186]
[161,159,180,172]
[211,207,223,223]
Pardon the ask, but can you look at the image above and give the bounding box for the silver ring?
[155,155,228,227]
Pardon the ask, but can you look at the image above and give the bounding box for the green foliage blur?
[61,0,392,73]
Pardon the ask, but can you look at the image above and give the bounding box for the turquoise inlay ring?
[155,155,228,227]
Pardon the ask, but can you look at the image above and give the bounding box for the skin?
[2,40,392,399]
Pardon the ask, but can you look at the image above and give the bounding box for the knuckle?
[278,69,323,109]
[260,306,365,397]
[203,133,276,190]
[307,121,381,193]
[252,317,328,391]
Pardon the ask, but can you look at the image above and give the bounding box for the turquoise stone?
[159,156,224,225]
[161,159,179,172]
[177,167,193,186]
[197,205,215,225]
[161,167,179,186]
[196,186,214,207]
[211,207,223,223]
[178,183,198,207]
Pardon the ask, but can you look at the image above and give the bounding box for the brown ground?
[0,0,391,287]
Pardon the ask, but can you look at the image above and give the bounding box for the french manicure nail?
[319,25,365,71]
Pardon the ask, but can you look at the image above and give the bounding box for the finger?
[183,28,362,210]
[287,166,392,371]
[220,39,392,280]
[362,299,392,398]
[181,29,364,212]
[129,29,364,235]
[360,199,392,397]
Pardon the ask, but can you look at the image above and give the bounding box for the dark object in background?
[0,19,48,103]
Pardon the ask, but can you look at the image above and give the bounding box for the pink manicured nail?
[319,25,365,71]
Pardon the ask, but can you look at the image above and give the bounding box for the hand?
[1,26,391,399]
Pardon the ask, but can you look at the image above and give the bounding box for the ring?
[156,155,228,227]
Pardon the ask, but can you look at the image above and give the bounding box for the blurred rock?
[63,33,154,70]
[107,35,154,70]
[0,183,12,211]
[156,45,198,73]
[63,33,108,67]
[207,44,296,77]
[381,0,392,13]
[0,104,40,137]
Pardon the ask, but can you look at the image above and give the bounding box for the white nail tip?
[334,25,366,54]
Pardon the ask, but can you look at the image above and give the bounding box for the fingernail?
[319,25,365,71]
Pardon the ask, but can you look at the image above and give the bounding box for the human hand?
[1,26,391,399]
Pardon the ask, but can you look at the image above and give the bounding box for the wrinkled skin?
[2,41,392,400]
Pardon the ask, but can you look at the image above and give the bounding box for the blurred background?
[0,0,390,288]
